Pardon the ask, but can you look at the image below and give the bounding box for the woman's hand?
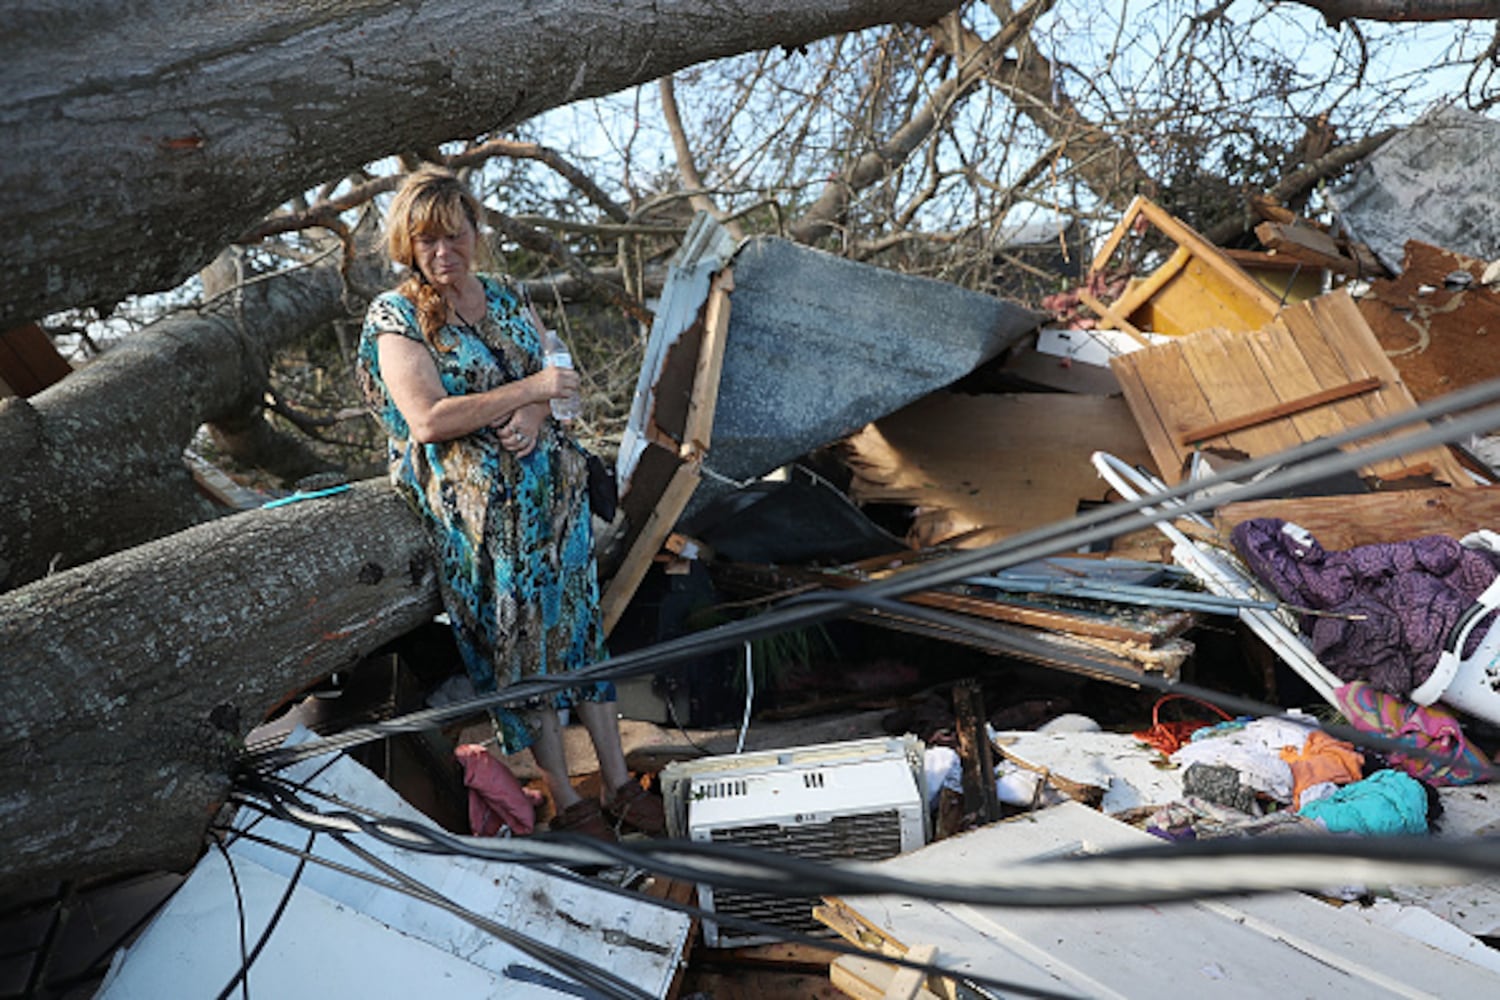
[496,403,548,457]
[529,365,580,404]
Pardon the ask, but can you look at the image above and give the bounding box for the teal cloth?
[1299,769,1428,835]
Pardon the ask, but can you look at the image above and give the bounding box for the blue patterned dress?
[357,274,611,753]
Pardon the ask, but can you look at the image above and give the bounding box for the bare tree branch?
[791,0,1058,244]
[660,75,747,239]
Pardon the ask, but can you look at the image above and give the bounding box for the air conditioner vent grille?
[803,771,825,789]
[709,810,904,859]
[696,779,748,800]
[706,810,904,938]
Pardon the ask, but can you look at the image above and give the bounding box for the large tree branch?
[0,252,384,592]
[0,0,962,328]
[1289,0,1500,24]
[0,481,441,895]
[660,75,747,240]
[1202,129,1397,246]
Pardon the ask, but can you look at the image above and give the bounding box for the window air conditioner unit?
[661,735,928,948]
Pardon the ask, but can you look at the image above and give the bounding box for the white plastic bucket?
[1411,579,1500,726]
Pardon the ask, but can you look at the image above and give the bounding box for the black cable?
[324,829,651,1000]
[241,378,1500,773]
[210,837,252,1000]
[233,768,1500,908]
[220,799,1081,1000]
[213,827,314,1000]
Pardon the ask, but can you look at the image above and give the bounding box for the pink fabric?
[455,743,542,836]
[1334,681,1493,786]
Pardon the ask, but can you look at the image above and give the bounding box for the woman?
[357,165,662,840]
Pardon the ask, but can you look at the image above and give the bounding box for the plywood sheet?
[841,392,1157,549]
[1109,288,1471,487]
[1215,485,1500,550]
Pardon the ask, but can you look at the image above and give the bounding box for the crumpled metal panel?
[1329,103,1500,273]
[679,227,1044,517]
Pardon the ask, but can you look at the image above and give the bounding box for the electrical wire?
[217,811,1076,1000]
[213,827,314,1000]
[216,819,649,1000]
[232,768,1500,910]
[242,376,1500,774]
[209,837,252,1000]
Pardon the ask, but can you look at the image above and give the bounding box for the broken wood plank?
[1308,291,1471,486]
[1075,287,1152,345]
[841,392,1158,550]
[1178,322,1305,460]
[884,944,939,1000]
[601,460,702,633]
[1254,220,1358,274]
[830,955,945,1000]
[681,268,734,459]
[1177,376,1383,446]
[1214,484,1500,550]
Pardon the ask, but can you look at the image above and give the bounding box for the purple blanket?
[1231,518,1500,695]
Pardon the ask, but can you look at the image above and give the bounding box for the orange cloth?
[1280,730,1364,809]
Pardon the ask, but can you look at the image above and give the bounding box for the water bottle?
[541,327,582,421]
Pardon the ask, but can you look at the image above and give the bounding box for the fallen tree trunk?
[0,480,440,896]
[0,0,962,327]
[0,253,376,593]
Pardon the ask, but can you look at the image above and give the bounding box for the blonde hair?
[385,165,496,344]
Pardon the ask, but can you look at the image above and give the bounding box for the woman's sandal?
[549,797,617,843]
[605,779,668,837]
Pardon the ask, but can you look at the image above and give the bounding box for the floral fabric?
[357,274,611,754]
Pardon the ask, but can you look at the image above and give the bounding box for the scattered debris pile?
[13,114,1500,999]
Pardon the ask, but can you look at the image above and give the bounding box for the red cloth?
[455,744,541,836]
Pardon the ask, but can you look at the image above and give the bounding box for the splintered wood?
[1109,288,1471,487]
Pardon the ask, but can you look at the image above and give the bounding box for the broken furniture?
[603,212,1044,633]
[1077,195,1284,339]
[1109,287,1472,487]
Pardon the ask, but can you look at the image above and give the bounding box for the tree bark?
[1292,0,1500,24]
[0,253,379,593]
[0,0,962,328]
[0,480,441,896]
